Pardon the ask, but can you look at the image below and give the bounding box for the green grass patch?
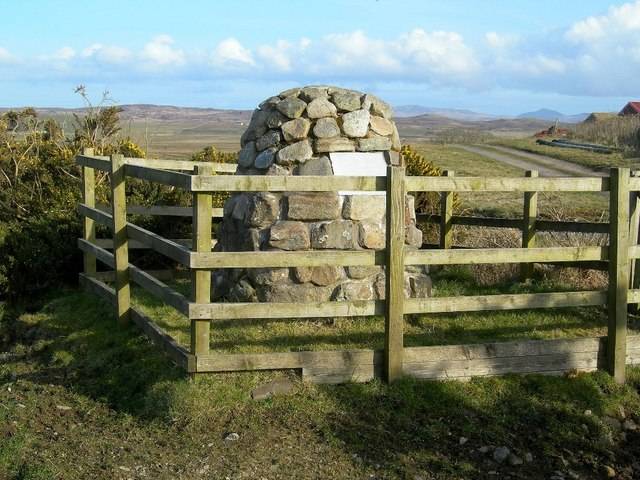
[1,288,640,478]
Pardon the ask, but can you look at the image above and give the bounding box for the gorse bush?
[402,144,461,216]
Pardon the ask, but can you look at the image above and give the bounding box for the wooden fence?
[76,150,640,384]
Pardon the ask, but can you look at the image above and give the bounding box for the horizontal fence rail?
[75,154,639,384]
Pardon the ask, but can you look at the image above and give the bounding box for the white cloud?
[82,43,131,63]
[399,29,478,75]
[141,35,185,66]
[51,46,76,61]
[485,32,517,49]
[212,38,254,67]
[0,47,14,63]
[567,0,640,43]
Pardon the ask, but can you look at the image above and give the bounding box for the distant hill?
[395,105,496,121]
[517,108,588,123]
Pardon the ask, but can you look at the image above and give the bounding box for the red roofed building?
[619,101,640,116]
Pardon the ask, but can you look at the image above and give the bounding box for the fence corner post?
[191,164,213,359]
[110,153,131,325]
[385,164,406,383]
[520,170,538,281]
[82,147,96,276]
[440,170,454,249]
[608,167,630,383]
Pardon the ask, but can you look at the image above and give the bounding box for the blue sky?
[0,0,638,115]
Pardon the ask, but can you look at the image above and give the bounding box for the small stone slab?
[251,378,295,401]
[346,265,381,279]
[341,109,371,137]
[363,94,393,118]
[359,222,385,249]
[276,96,307,118]
[269,221,310,250]
[315,137,355,153]
[294,266,344,286]
[258,282,332,302]
[332,92,362,112]
[297,156,333,176]
[310,220,359,249]
[405,224,423,248]
[288,192,341,220]
[332,280,374,301]
[306,98,337,119]
[277,140,313,165]
[300,86,329,102]
[369,115,394,136]
[281,118,310,142]
[266,110,288,129]
[358,136,392,152]
[313,117,340,138]
[247,193,280,228]
[343,195,386,222]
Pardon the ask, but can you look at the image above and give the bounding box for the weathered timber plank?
[77,239,116,269]
[405,176,608,193]
[90,269,175,282]
[302,364,382,384]
[125,164,192,190]
[608,167,630,383]
[440,170,454,249]
[78,203,113,227]
[76,154,110,171]
[125,156,236,173]
[128,265,189,315]
[418,214,609,234]
[521,170,538,280]
[628,177,640,191]
[191,164,213,356]
[126,223,191,265]
[95,238,217,250]
[405,246,607,266]
[404,351,602,379]
[190,249,383,269]
[403,337,603,362]
[196,349,381,372]
[404,290,607,314]
[110,154,131,325]
[120,204,224,218]
[189,300,384,320]
[385,165,405,382]
[82,148,97,276]
[191,175,386,192]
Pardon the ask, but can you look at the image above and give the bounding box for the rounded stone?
[300,86,329,102]
[276,140,313,165]
[281,118,311,142]
[369,115,394,136]
[313,117,340,138]
[255,147,277,169]
[256,130,281,151]
[276,97,307,119]
[238,141,257,168]
[332,92,362,112]
[306,98,338,119]
[341,109,371,137]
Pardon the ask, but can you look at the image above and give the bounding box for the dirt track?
[457,144,606,177]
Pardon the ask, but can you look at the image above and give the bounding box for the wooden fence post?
[191,164,213,357]
[385,165,406,382]
[520,170,539,281]
[629,171,640,314]
[110,153,131,325]
[440,170,454,249]
[608,167,630,383]
[82,147,96,276]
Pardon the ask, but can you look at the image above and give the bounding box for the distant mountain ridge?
[394,105,497,121]
[517,108,589,123]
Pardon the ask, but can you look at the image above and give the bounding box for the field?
[3,107,640,479]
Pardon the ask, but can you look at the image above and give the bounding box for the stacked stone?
[214,86,431,303]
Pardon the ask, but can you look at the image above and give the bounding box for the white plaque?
[329,152,387,196]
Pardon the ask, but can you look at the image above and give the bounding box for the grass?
[410,143,609,220]
[491,137,639,171]
[2,286,640,479]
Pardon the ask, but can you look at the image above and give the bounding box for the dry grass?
[574,116,640,153]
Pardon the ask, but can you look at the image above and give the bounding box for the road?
[456,144,606,177]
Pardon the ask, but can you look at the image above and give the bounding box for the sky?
[0,0,638,115]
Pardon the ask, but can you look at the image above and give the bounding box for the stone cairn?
[213,85,431,303]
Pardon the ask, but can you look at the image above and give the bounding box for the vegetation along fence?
[76,150,640,384]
